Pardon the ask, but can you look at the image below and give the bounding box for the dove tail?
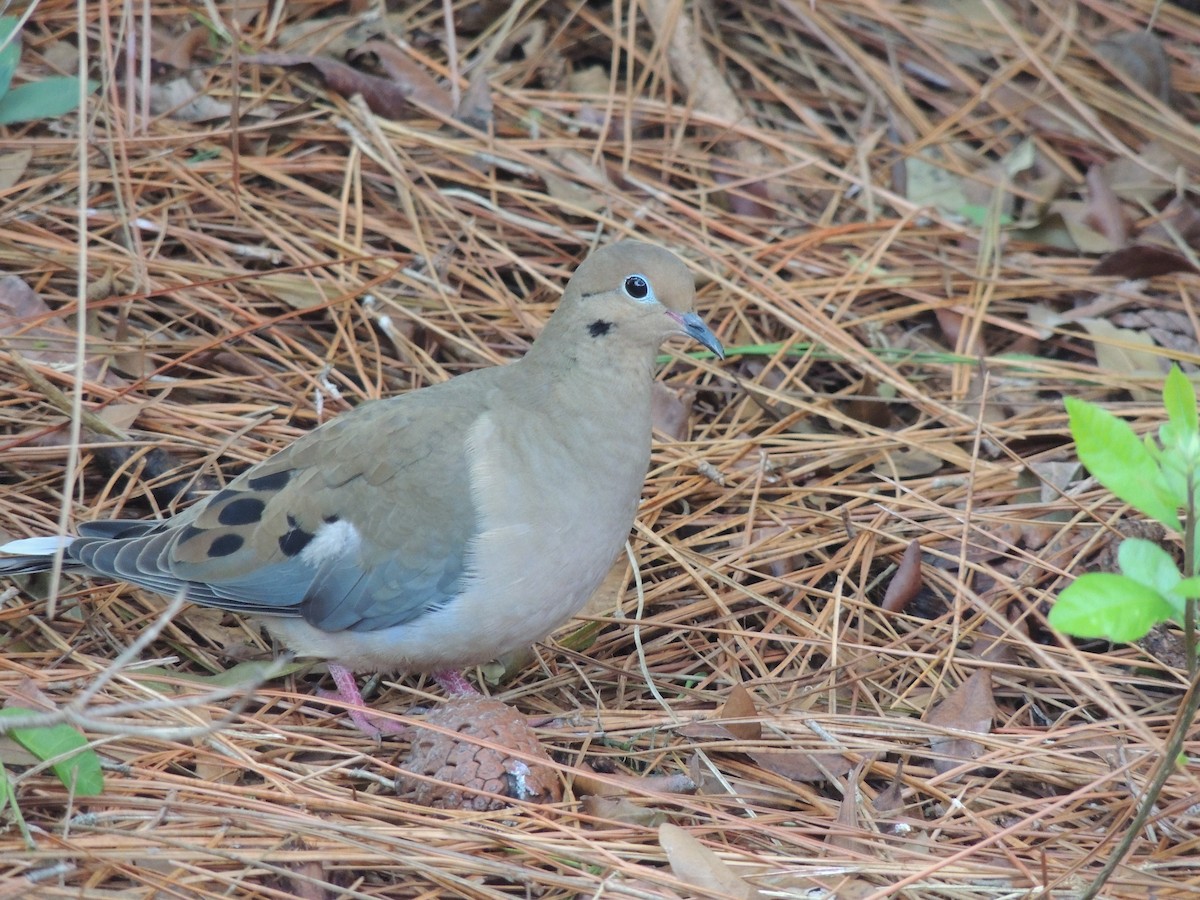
[0,536,77,575]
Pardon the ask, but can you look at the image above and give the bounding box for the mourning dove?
[1,240,724,734]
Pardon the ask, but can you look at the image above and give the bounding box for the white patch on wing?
[298,520,361,567]
[0,536,75,555]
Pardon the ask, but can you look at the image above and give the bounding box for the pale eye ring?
[623,274,650,300]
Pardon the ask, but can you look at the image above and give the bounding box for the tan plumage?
[1,241,724,732]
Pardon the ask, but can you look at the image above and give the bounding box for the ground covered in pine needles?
[2,0,1199,897]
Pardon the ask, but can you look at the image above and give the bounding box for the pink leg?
[432,669,478,697]
[320,663,409,737]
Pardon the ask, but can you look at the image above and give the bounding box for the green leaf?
[1048,573,1177,642]
[1119,539,1189,615]
[0,761,34,849]
[133,658,308,690]
[1117,538,1182,596]
[1171,576,1200,600]
[1163,365,1198,433]
[1065,396,1182,530]
[0,16,21,99]
[0,710,104,796]
[0,76,99,125]
[960,203,1013,227]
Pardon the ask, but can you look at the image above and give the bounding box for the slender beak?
[667,310,725,359]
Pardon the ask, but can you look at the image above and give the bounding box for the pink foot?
[318,663,409,737]
[432,669,478,697]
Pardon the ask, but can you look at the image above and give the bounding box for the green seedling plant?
[0,16,98,125]
[0,708,105,848]
[1051,364,1200,899]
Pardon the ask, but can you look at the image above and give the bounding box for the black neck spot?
[588,319,614,338]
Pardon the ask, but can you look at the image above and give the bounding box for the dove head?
[538,241,725,361]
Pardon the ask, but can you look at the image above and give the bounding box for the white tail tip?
[0,536,75,555]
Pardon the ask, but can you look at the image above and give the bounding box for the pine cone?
[399,696,561,810]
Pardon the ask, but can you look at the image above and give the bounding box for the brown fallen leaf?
[283,856,330,900]
[1097,31,1171,102]
[1100,139,1189,206]
[1078,317,1167,401]
[0,148,32,189]
[93,401,147,433]
[1091,245,1199,279]
[715,684,762,742]
[678,684,762,742]
[456,67,493,130]
[250,272,339,310]
[1083,164,1130,249]
[1144,196,1200,252]
[582,795,668,827]
[571,765,696,799]
[179,607,261,659]
[137,27,234,125]
[658,823,760,900]
[925,668,995,775]
[881,539,923,613]
[678,720,742,741]
[872,759,906,815]
[1111,306,1200,360]
[686,752,825,808]
[245,52,452,119]
[0,276,110,384]
[825,763,869,855]
[748,748,857,783]
[152,26,210,71]
[843,374,894,430]
[1045,199,1123,254]
[348,41,455,115]
[871,445,945,478]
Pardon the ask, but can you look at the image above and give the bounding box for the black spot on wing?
[208,533,245,558]
[278,514,314,557]
[588,319,613,338]
[247,469,292,492]
[217,497,266,526]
